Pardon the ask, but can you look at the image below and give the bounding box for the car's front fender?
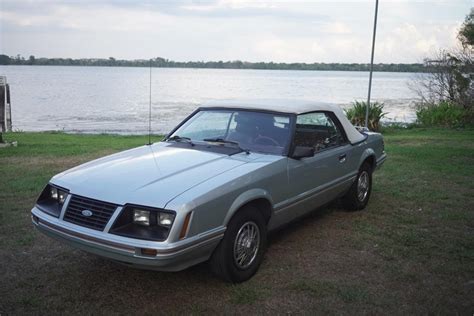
[224,188,274,225]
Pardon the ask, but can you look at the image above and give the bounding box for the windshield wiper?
[167,135,195,146]
[203,138,250,154]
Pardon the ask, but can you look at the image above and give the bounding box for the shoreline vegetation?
[0,54,426,72]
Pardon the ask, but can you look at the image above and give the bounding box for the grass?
[1,129,473,314]
[229,284,265,305]
[289,279,370,303]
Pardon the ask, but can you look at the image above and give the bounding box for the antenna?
[365,0,379,129]
[148,58,152,145]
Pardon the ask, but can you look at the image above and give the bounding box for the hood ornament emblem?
[81,209,93,217]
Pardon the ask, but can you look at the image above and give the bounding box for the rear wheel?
[210,205,267,283]
[342,162,373,211]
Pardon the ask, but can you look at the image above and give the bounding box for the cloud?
[1,2,173,31]
[0,0,471,63]
[253,36,328,62]
[321,22,352,35]
[376,22,460,63]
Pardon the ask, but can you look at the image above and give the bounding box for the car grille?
[63,195,118,231]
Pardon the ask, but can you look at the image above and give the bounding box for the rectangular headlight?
[36,184,69,218]
[49,187,68,204]
[133,209,150,226]
[58,190,67,204]
[158,213,174,227]
[50,187,58,200]
[110,205,176,241]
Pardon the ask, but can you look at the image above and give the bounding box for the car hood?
[51,142,258,208]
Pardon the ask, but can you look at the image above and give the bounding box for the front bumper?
[31,206,224,271]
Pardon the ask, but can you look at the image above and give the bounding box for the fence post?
[0,76,5,142]
[6,83,11,131]
[0,75,11,143]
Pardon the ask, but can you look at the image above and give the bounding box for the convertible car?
[31,100,386,282]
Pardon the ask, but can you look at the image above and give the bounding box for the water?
[0,66,418,134]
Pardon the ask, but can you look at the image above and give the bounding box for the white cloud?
[324,22,352,35]
[253,36,328,62]
[0,0,471,63]
[376,22,461,63]
[218,0,277,9]
[1,4,175,32]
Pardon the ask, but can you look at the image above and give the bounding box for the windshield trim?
[165,107,295,156]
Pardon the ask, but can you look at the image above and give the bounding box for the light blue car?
[31,100,386,282]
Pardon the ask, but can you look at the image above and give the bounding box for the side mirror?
[291,146,315,159]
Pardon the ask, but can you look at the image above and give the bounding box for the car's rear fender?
[359,132,385,171]
[359,148,376,171]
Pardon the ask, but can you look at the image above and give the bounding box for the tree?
[410,10,473,110]
[0,55,11,65]
[411,50,471,108]
[28,55,36,65]
[458,8,474,47]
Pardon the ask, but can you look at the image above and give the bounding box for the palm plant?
[345,101,387,132]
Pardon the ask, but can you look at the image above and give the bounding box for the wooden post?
[0,75,7,143]
[6,83,11,131]
[0,83,5,142]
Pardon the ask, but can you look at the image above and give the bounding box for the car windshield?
[169,109,292,155]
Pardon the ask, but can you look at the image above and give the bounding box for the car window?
[175,111,233,140]
[170,109,292,155]
[294,112,345,152]
[228,113,290,139]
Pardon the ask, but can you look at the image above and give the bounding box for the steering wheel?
[254,135,280,146]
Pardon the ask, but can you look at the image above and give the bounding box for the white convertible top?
[202,99,366,144]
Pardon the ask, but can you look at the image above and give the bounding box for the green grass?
[0,129,473,314]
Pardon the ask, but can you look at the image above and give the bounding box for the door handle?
[338,154,347,163]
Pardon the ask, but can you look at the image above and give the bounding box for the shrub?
[345,101,387,132]
[416,101,469,127]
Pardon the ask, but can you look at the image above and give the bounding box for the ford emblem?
[81,210,93,217]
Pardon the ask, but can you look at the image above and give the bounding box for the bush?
[416,101,471,127]
[345,101,386,132]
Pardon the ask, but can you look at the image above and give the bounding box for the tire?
[210,205,267,283]
[342,162,373,211]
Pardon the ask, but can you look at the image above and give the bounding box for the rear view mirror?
[291,146,315,159]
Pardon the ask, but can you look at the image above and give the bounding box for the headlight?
[133,209,150,226]
[36,184,69,217]
[50,187,58,200]
[158,212,174,227]
[110,205,175,241]
[50,186,67,204]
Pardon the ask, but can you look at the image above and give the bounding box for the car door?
[275,111,352,224]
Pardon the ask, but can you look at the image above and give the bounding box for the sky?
[0,0,472,63]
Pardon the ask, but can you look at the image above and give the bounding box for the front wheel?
[210,205,267,283]
[342,162,373,211]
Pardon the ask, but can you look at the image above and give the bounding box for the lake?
[0,66,419,134]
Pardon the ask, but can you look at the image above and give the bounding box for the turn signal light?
[179,212,192,239]
[140,248,158,256]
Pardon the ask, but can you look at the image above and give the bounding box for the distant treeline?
[0,54,426,72]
